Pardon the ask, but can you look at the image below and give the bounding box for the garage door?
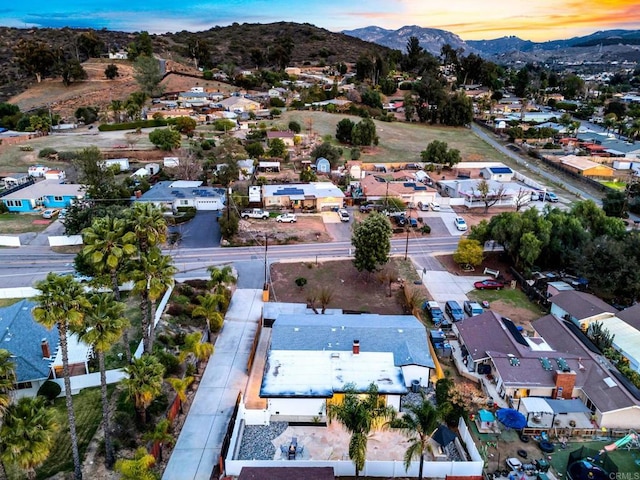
[195,199,222,210]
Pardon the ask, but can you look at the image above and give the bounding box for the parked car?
[42,209,58,219]
[408,217,418,227]
[241,209,269,219]
[454,216,467,231]
[445,300,464,322]
[531,191,542,201]
[58,208,68,220]
[359,204,373,213]
[424,301,444,322]
[463,300,484,317]
[418,202,429,211]
[429,202,441,212]
[506,458,523,472]
[474,279,505,290]
[544,191,559,202]
[338,209,350,222]
[276,213,297,223]
[72,272,93,283]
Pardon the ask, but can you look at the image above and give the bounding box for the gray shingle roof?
[0,299,59,382]
[270,314,434,368]
[550,291,617,320]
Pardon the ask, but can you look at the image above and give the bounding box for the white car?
[42,209,58,219]
[338,209,350,222]
[506,457,523,472]
[429,202,441,212]
[276,213,297,223]
[454,216,467,231]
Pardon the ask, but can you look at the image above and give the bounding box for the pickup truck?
[241,209,269,220]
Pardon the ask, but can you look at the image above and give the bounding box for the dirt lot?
[270,258,417,314]
[233,215,331,245]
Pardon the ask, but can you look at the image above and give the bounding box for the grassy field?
[467,288,543,316]
[0,213,53,234]
[601,181,626,190]
[36,386,111,480]
[281,111,515,164]
[547,439,639,477]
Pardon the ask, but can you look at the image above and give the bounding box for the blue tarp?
[496,408,527,429]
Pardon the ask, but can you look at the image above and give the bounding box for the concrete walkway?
[163,289,263,480]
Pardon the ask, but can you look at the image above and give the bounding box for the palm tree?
[115,447,157,480]
[0,397,58,480]
[0,349,16,416]
[110,99,123,123]
[78,293,128,469]
[389,395,440,480]
[33,273,90,480]
[131,248,177,354]
[178,332,214,374]
[327,383,395,477]
[207,265,236,293]
[82,216,137,362]
[192,293,224,338]
[123,355,165,425]
[142,418,175,462]
[166,376,194,414]
[127,203,168,254]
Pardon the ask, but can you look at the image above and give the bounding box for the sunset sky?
[3,0,640,41]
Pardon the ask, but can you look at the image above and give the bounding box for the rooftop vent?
[603,377,617,388]
[540,357,553,371]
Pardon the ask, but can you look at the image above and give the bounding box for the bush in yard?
[453,238,483,269]
[154,350,181,376]
[38,147,58,158]
[37,380,62,402]
[420,224,431,234]
[295,277,307,290]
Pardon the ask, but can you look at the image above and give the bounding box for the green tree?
[327,383,395,477]
[207,265,236,294]
[352,212,392,273]
[142,418,176,462]
[166,377,194,415]
[123,356,165,425]
[13,39,56,83]
[115,447,157,480]
[311,142,342,168]
[602,190,627,218]
[389,396,439,480]
[33,273,90,480]
[0,397,58,480]
[126,203,168,255]
[134,55,164,97]
[78,293,128,469]
[105,64,119,80]
[73,146,125,202]
[179,332,214,373]
[60,59,87,86]
[0,349,15,416]
[403,94,416,122]
[420,140,461,167]
[300,166,317,182]
[149,128,181,151]
[336,118,355,144]
[218,209,239,238]
[131,248,176,354]
[518,232,543,272]
[268,138,287,158]
[245,142,264,159]
[351,118,377,147]
[127,31,154,61]
[453,238,484,270]
[474,179,506,213]
[173,116,197,136]
[288,121,301,133]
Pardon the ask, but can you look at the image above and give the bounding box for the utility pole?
[404,212,410,261]
[263,233,269,289]
[227,187,231,221]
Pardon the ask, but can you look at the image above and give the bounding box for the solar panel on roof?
[502,317,528,346]
[414,186,427,190]
[490,167,512,174]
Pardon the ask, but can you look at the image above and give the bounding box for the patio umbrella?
[496,408,527,430]
[432,425,457,446]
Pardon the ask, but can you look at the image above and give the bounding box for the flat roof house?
[1,179,84,213]
[135,180,226,211]
[262,182,344,211]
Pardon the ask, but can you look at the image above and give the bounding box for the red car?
[474,279,504,290]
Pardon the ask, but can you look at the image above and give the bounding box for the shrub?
[19,145,33,151]
[295,277,307,290]
[38,147,58,158]
[57,150,77,161]
[421,224,431,234]
[155,350,181,376]
[166,303,184,316]
[98,119,168,131]
[37,380,62,401]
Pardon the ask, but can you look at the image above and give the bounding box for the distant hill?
[0,22,392,104]
[343,25,640,61]
[343,25,472,56]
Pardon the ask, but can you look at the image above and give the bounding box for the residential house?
[455,310,640,428]
[44,169,66,181]
[218,96,261,113]
[260,313,434,420]
[177,91,211,108]
[135,180,225,211]
[266,131,295,148]
[1,180,83,213]
[558,155,615,178]
[1,173,31,187]
[480,165,514,182]
[256,161,280,173]
[549,290,617,324]
[437,178,530,209]
[262,182,344,211]
[0,299,91,399]
[28,165,49,177]
[102,158,130,172]
[359,174,435,208]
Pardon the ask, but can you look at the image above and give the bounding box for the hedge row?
[98,119,168,131]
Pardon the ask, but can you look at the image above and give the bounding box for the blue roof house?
[259,313,434,421]
[1,180,84,213]
[0,299,91,399]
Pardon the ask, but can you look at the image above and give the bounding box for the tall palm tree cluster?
[0,203,223,480]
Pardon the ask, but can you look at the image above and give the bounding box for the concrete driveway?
[169,211,221,248]
[321,209,352,242]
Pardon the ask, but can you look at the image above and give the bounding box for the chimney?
[352,340,360,355]
[41,339,51,358]
[554,370,576,399]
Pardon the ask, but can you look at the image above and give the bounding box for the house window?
[180,200,188,205]
[15,381,33,390]
[5,200,22,207]
[54,196,63,202]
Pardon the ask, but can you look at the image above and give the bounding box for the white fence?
[133,285,174,358]
[0,287,38,298]
[459,416,483,462]
[49,235,83,246]
[0,236,21,247]
[52,369,127,395]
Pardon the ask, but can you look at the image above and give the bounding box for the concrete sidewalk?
[163,289,263,480]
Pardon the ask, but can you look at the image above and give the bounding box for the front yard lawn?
[36,385,113,479]
[0,213,52,234]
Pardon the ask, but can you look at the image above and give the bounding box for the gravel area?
[400,387,436,412]
[237,422,288,460]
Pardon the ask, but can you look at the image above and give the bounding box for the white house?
[135,180,225,211]
[102,158,130,172]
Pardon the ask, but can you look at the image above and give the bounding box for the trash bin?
[411,380,420,393]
